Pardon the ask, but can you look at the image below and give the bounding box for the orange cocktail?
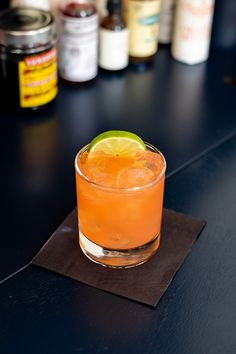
[75,142,166,268]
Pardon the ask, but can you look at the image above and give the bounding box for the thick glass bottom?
[79,231,160,269]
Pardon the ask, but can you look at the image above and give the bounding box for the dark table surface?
[1,43,236,353]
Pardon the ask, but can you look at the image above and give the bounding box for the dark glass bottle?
[99,0,128,71]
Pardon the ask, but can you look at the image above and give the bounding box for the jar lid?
[0,7,55,49]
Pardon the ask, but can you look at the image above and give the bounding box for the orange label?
[18,48,58,108]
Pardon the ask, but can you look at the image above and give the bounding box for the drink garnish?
[88,130,146,156]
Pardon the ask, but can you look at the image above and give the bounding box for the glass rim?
[74,142,167,192]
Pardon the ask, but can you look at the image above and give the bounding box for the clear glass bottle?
[127,0,161,63]
[58,0,98,84]
[99,0,128,71]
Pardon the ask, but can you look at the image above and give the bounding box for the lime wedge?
[88,130,146,156]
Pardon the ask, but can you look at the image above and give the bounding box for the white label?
[10,0,50,10]
[59,14,98,82]
[158,0,176,44]
[171,0,215,64]
[99,28,129,70]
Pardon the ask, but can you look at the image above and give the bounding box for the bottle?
[50,0,62,16]
[0,7,58,111]
[94,0,108,21]
[122,0,128,20]
[10,0,50,10]
[211,0,236,50]
[99,0,128,71]
[158,0,176,44]
[50,0,62,36]
[171,0,215,65]
[58,0,98,84]
[127,0,161,63]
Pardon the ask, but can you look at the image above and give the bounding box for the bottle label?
[10,0,50,10]
[99,28,129,70]
[128,0,160,57]
[18,48,58,108]
[158,0,176,44]
[59,13,98,82]
[172,0,215,64]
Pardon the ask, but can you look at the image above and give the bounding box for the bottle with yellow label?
[0,7,58,111]
[127,0,161,63]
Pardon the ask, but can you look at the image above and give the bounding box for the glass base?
[79,232,160,269]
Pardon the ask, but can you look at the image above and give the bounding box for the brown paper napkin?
[32,208,206,307]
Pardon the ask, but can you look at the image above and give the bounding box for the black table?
[1,44,236,353]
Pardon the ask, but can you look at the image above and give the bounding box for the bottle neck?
[107,0,121,15]
[109,10,121,16]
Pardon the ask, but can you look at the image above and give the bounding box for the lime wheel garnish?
[88,130,146,156]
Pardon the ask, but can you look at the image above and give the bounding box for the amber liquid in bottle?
[101,12,125,31]
[101,1,125,31]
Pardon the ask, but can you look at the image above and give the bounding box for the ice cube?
[116,167,155,188]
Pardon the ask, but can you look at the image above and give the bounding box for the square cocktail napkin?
[32,208,206,307]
